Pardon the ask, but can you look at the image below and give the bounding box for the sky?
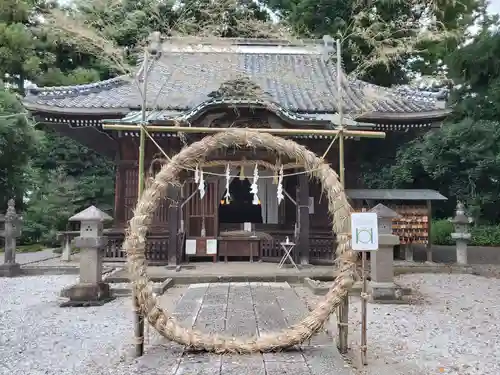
[490,0,500,13]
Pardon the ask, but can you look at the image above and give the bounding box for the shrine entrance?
[219,173,263,225]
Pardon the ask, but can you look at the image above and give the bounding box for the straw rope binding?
[123,128,358,353]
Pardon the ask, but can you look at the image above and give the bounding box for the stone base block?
[0,263,21,277]
[164,265,196,271]
[369,281,411,304]
[60,282,115,307]
[152,278,174,295]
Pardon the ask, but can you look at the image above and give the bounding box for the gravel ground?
[297,273,500,375]
[3,274,499,375]
[0,275,186,375]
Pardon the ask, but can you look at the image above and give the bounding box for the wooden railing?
[259,228,336,264]
[58,228,170,264]
[104,229,170,264]
[58,226,335,264]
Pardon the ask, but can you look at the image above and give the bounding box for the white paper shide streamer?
[194,165,200,184]
[277,165,284,204]
[250,164,259,205]
[224,165,231,204]
[198,167,205,199]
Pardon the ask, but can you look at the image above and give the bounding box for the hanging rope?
[138,123,334,179]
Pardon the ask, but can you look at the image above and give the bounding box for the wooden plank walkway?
[159,282,354,375]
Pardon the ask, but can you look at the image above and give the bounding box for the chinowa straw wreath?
[123,128,358,353]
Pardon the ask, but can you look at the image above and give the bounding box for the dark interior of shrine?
[218,178,263,224]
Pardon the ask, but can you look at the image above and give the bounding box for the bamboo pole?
[101,124,386,139]
[361,250,368,365]
[134,49,148,358]
[335,38,349,355]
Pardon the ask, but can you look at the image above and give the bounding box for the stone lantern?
[368,204,402,301]
[450,202,472,265]
[60,205,114,307]
[0,199,23,277]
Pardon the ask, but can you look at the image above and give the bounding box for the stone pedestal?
[369,233,402,301]
[61,235,72,262]
[0,263,21,277]
[362,204,410,303]
[60,206,114,307]
[453,235,470,265]
[0,199,22,278]
[450,202,472,266]
[404,243,414,262]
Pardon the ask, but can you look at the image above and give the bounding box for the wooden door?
[184,180,219,237]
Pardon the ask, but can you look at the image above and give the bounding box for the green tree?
[263,0,482,86]
[63,0,276,56]
[390,119,500,223]
[0,0,110,92]
[446,27,500,122]
[21,132,115,245]
[0,0,116,245]
[0,86,38,209]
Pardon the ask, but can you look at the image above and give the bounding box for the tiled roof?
[23,38,448,121]
[346,189,448,201]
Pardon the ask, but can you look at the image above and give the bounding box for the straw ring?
[123,128,357,353]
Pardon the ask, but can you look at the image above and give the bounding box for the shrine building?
[22,35,449,266]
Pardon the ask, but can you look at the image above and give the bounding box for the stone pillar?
[450,202,472,265]
[404,243,414,262]
[60,206,114,307]
[0,199,23,277]
[296,173,310,265]
[60,233,72,262]
[368,204,402,301]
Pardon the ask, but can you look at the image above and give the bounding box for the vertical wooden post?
[114,162,126,226]
[167,185,180,266]
[297,173,310,265]
[426,200,433,262]
[336,37,349,355]
[360,250,368,365]
[134,49,149,358]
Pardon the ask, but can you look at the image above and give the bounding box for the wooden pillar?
[426,199,433,262]
[114,163,127,226]
[297,173,310,264]
[167,185,180,266]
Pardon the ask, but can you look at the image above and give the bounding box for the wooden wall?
[112,126,364,232]
[114,137,180,228]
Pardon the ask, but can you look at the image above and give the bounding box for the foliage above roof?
[23,36,449,123]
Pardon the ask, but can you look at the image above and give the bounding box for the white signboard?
[185,239,196,255]
[206,239,217,255]
[351,212,379,251]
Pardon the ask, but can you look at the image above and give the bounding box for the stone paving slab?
[165,282,353,375]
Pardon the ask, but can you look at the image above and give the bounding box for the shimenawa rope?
[123,129,357,353]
